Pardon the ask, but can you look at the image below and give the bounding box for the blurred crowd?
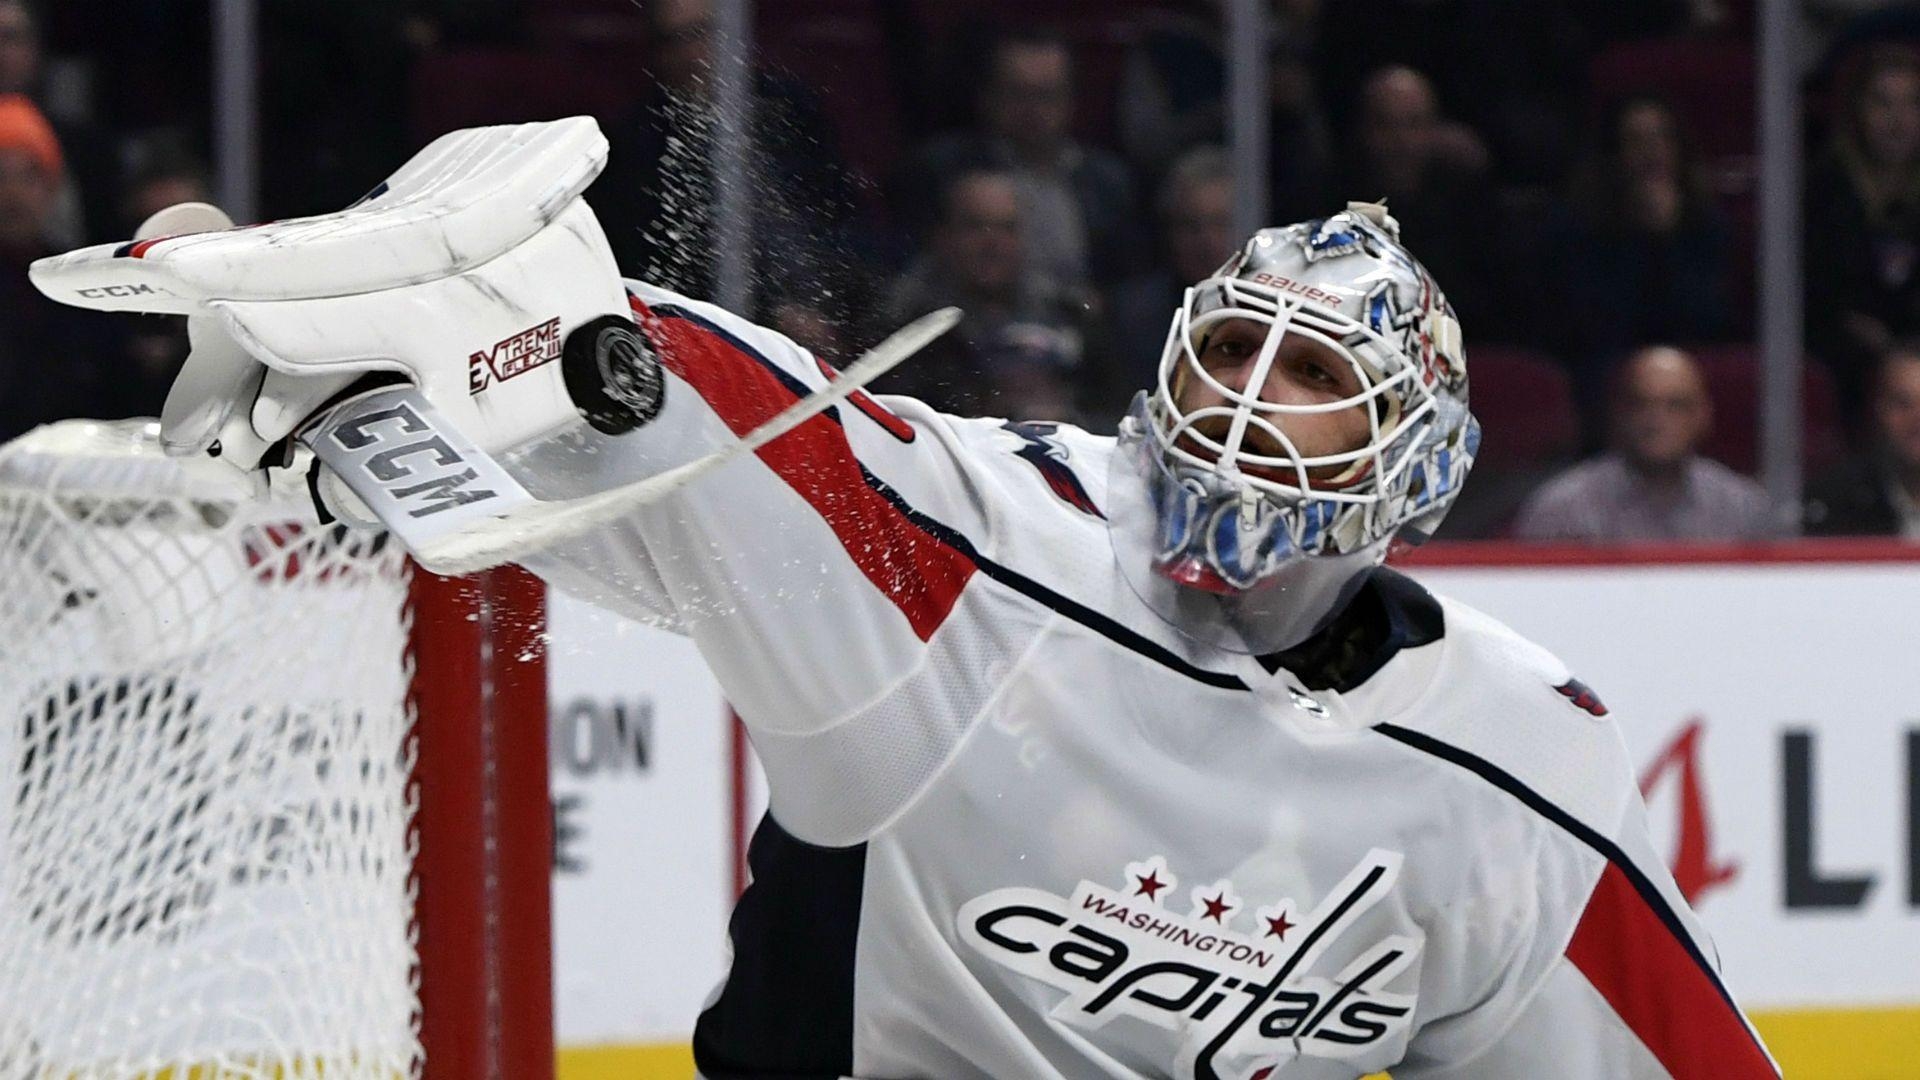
[2,0,1919,542]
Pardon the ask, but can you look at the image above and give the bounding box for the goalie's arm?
[515,281,1034,846]
[26,109,1020,846]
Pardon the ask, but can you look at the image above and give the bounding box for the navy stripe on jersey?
[645,303,1252,693]
[981,559,1249,692]
[694,815,865,1079]
[1372,722,1763,1057]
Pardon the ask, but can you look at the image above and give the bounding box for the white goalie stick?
[300,306,961,577]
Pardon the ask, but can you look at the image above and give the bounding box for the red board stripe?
[1566,862,1777,1078]
[1394,537,1920,568]
[629,296,975,641]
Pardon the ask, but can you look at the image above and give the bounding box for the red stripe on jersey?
[1566,862,1776,1078]
[629,296,974,641]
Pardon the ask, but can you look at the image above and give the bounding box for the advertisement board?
[545,593,727,1075]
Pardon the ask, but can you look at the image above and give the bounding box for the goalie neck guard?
[1107,204,1479,654]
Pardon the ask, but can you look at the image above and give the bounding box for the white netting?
[0,420,422,1079]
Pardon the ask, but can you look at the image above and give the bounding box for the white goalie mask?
[1108,203,1479,653]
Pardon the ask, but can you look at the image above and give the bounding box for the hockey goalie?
[30,117,1778,1080]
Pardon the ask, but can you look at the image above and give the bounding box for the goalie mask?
[1108,203,1479,654]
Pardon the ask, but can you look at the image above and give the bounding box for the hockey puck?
[562,315,666,435]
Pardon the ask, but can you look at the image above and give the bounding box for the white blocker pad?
[29,116,610,311]
[216,195,621,456]
[28,116,627,462]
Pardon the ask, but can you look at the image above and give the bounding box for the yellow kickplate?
[559,1043,697,1079]
[58,1010,1920,1080]
[1750,1005,1920,1080]
[553,1044,1367,1080]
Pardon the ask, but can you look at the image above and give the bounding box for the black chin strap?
[1255,567,1444,691]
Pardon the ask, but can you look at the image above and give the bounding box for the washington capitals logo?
[1003,421,1103,519]
[959,851,1418,1078]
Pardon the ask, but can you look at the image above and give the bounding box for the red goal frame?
[411,565,555,1080]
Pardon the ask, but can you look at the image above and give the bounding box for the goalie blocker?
[28,117,674,554]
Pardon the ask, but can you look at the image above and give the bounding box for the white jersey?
[516,282,1779,1080]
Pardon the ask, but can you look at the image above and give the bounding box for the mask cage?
[1145,275,1444,555]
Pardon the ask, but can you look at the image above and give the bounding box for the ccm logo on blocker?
[76,283,166,299]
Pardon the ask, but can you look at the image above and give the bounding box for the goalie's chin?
[1154,555,1242,596]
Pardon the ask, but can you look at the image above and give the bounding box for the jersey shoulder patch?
[998,419,1105,519]
[931,414,1115,522]
[922,415,1149,617]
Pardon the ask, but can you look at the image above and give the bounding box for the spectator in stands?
[1110,146,1235,390]
[255,1,526,219]
[768,295,848,367]
[1115,0,1330,219]
[120,145,211,236]
[1804,346,1920,538]
[0,0,31,97]
[1806,44,1920,429]
[0,0,108,249]
[0,95,125,440]
[880,167,1110,427]
[1114,3,1225,175]
[1514,345,1775,542]
[1312,1,1594,190]
[1331,65,1496,333]
[894,28,1141,291]
[1548,94,1734,444]
[0,93,53,254]
[591,0,864,318]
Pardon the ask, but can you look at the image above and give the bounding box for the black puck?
[562,314,667,435]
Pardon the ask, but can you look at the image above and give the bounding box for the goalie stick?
[299,306,961,577]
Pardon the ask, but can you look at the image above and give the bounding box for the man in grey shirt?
[894,30,1142,293]
[1805,346,1920,539]
[1515,345,1777,541]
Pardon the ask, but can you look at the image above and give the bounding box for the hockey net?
[0,419,551,1079]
